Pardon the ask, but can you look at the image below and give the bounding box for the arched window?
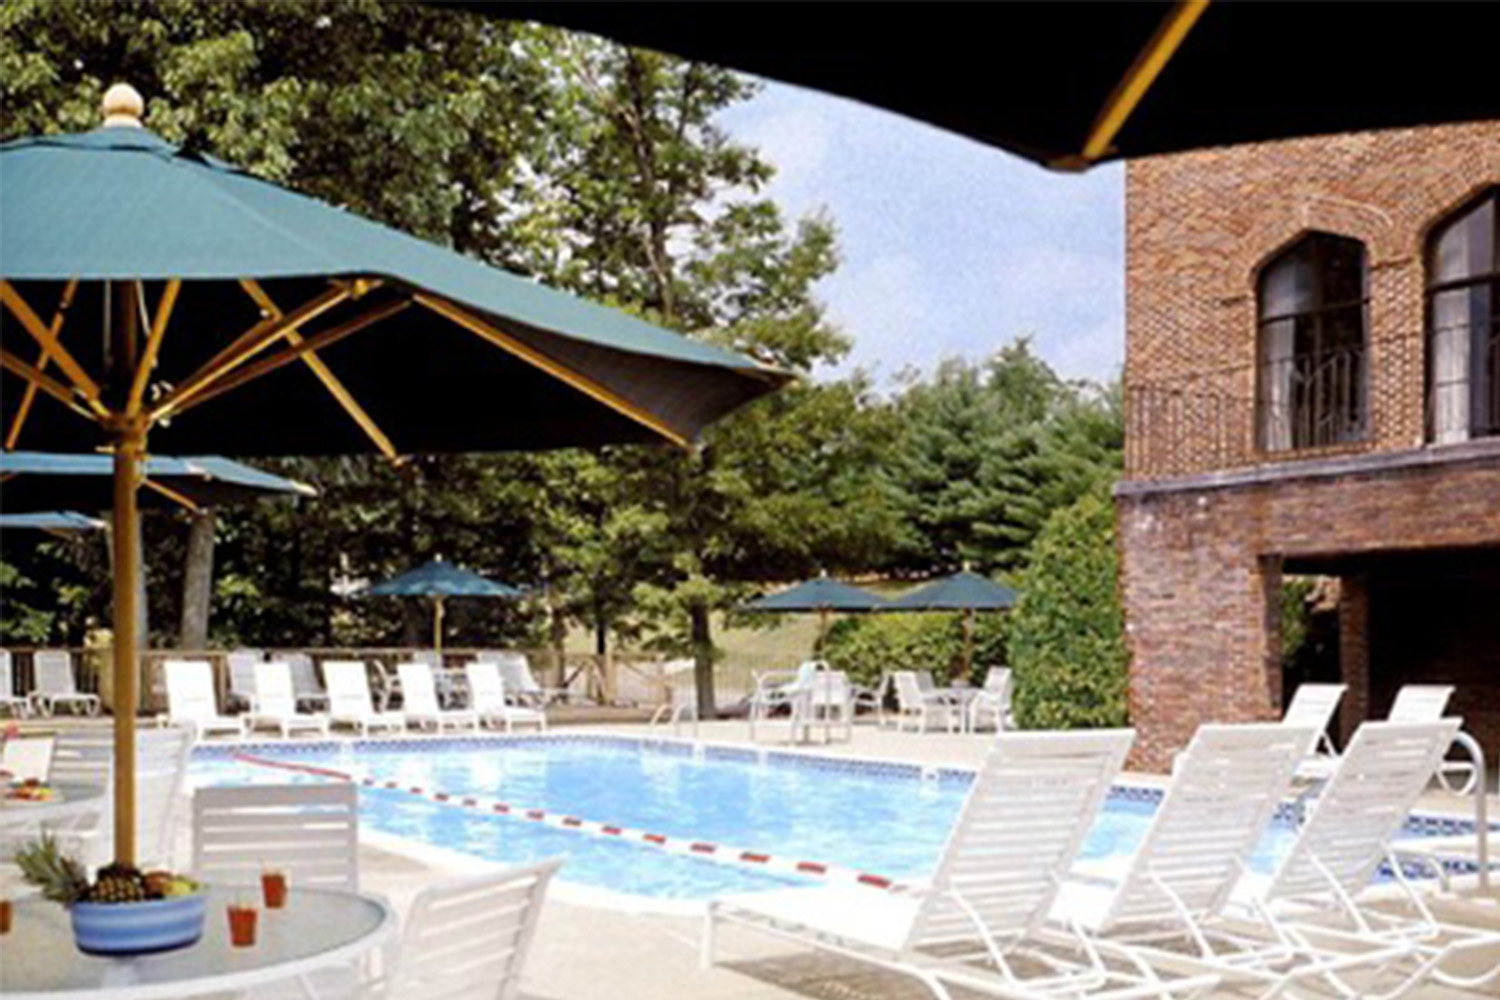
[1428,189,1498,443]
[1257,233,1369,451]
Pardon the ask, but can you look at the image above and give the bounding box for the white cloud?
[719,81,1125,386]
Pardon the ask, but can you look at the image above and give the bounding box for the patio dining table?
[0,782,107,833]
[0,885,394,1000]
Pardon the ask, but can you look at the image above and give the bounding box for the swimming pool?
[189,735,1461,904]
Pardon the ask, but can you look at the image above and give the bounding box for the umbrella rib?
[0,347,99,421]
[126,279,181,417]
[412,292,691,449]
[237,280,400,459]
[0,279,108,417]
[1072,0,1211,166]
[149,284,353,421]
[173,296,411,417]
[141,477,202,512]
[6,279,79,449]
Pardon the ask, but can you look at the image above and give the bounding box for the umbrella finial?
[101,83,144,128]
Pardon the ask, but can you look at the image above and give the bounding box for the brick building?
[1116,122,1500,771]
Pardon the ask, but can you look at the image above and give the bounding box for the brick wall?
[1118,122,1500,771]
[1124,121,1500,481]
[1117,456,1500,771]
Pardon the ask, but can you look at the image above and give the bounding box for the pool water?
[189,738,1303,901]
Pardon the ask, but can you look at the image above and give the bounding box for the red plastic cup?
[227,904,258,948]
[0,897,12,935]
[261,870,288,910]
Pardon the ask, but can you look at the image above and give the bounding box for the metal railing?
[1258,344,1369,452]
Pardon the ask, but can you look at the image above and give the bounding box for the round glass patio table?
[0,885,394,1000]
[0,782,107,831]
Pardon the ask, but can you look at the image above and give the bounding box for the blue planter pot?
[71,894,207,955]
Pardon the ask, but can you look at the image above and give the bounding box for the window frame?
[1425,187,1500,443]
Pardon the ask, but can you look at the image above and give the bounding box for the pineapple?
[89,863,148,904]
[14,834,90,905]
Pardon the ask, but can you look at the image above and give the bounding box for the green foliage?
[887,343,1122,577]
[1281,577,1317,665]
[822,611,1006,692]
[1007,489,1128,729]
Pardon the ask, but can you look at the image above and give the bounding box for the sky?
[718,81,1125,387]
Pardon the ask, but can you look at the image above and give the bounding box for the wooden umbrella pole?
[110,421,146,866]
[433,596,445,655]
[961,608,974,682]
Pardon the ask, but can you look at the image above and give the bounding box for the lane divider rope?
[232,752,902,892]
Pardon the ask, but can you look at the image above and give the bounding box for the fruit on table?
[4,778,55,801]
[14,835,203,905]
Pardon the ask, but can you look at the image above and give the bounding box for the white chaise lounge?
[705,728,1222,1000]
[465,661,546,733]
[323,661,406,736]
[247,661,331,738]
[399,662,479,733]
[162,659,248,738]
[29,650,101,716]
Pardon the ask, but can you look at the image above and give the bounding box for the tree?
[1006,488,1128,729]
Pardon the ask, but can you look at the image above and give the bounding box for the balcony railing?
[1125,324,1498,481]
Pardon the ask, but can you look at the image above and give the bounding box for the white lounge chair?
[465,661,546,733]
[193,782,360,891]
[706,729,1221,1000]
[1047,722,1396,995]
[1240,719,1500,998]
[281,652,330,710]
[382,860,561,1000]
[967,667,1013,733]
[1281,682,1346,780]
[161,659,247,738]
[225,649,263,711]
[28,650,101,716]
[398,662,479,733]
[0,649,32,717]
[891,670,960,733]
[1386,684,1455,723]
[0,734,54,782]
[480,651,565,707]
[247,661,332,738]
[324,661,406,736]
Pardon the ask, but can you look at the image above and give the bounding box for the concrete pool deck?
[14,716,1500,997]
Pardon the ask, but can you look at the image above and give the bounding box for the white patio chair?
[706,729,1220,1000]
[1281,682,1345,780]
[0,734,54,782]
[38,727,194,871]
[398,662,479,733]
[161,659,248,738]
[966,666,1013,733]
[465,661,546,733]
[480,651,564,707]
[891,670,959,733]
[747,661,819,742]
[0,649,32,717]
[324,661,406,736]
[285,652,329,710]
[1386,683,1454,722]
[28,650,100,716]
[225,649,263,711]
[193,782,360,891]
[248,661,332,738]
[381,859,561,1000]
[805,668,854,743]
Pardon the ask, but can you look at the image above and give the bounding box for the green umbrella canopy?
[364,559,522,599]
[0,93,788,457]
[0,510,106,532]
[0,88,788,868]
[741,577,887,614]
[884,571,1018,612]
[0,450,314,511]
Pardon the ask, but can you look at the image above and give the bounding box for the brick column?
[1338,574,1372,745]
